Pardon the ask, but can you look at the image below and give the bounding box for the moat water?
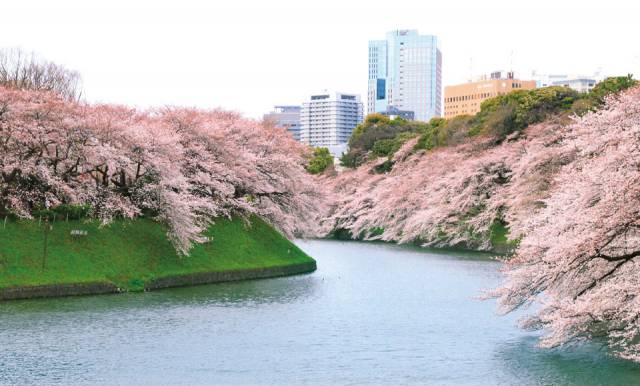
[1,240,638,385]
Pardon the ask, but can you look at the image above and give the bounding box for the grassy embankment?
[0,216,315,293]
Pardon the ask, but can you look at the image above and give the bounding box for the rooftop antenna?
[509,49,514,78]
[469,57,473,82]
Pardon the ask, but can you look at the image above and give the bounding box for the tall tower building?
[300,91,363,148]
[368,30,442,121]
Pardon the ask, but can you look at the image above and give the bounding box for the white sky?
[2,0,639,118]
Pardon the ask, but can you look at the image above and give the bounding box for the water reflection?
[494,335,640,385]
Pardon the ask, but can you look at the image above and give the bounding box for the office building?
[444,71,536,117]
[368,29,442,121]
[300,91,363,148]
[532,73,571,88]
[263,105,301,141]
[380,106,415,120]
[552,78,597,93]
[532,71,601,92]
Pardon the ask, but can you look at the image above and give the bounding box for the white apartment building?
[532,71,602,93]
[552,78,597,93]
[300,91,364,148]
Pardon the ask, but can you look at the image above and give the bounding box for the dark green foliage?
[588,75,637,106]
[372,132,418,157]
[329,226,385,241]
[489,219,520,253]
[306,147,334,174]
[346,87,571,165]
[342,115,428,168]
[371,139,397,157]
[349,113,390,143]
[339,149,367,168]
[329,227,353,240]
[362,227,385,238]
[349,118,425,153]
[373,159,394,174]
[479,103,517,139]
[473,86,580,140]
[341,79,638,169]
[414,116,470,150]
[542,76,637,120]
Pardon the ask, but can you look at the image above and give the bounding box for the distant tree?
[342,113,429,168]
[0,48,83,101]
[348,113,390,147]
[372,132,418,157]
[473,86,580,140]
[588,75,638,105]
[339,149,366,168]
[414,117,451,150]
[306,147,334,174]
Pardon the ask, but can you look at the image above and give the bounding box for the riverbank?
[0,216,316,300]
[328,219,516,255]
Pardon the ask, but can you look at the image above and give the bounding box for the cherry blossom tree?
[322,132,531,250]
[488,87,640,362]
[0,86,324,255]
[322,86,640,361]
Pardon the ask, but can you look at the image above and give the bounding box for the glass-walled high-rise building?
[368,30,442,121]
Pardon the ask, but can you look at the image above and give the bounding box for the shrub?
[372,159,394,174]
[588,75,638,106]
[371,139,397,157]
[474,86,580,140]
[415,117,450,150]
[372,132,418,157]
[306,147,334,174]
[342,114,428,167]
[339,149,363,168]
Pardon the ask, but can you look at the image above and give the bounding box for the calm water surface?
[1,240,639,385]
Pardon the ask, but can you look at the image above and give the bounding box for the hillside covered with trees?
[326,77,637,248]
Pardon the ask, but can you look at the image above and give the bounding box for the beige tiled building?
[444,72,536,117]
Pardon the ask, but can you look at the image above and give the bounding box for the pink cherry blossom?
[0,86,324,255]
[322,86,640,361]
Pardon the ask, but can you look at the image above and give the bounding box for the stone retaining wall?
[0,282,119,301]
[147,261,317,290]
[0,261,317,301]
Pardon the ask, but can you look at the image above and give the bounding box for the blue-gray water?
[1,240,639,385]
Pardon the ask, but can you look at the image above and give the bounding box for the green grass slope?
[0,216,314,291]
